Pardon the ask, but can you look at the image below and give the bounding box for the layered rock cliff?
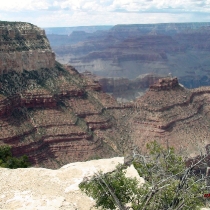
[0,62,131,168]
[0,21,55,74]
[128,77,210,157]
[0,21,131,169]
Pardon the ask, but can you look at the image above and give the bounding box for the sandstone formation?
[97,76,210,173]
[0,21,55,73]
[149,77,179,91]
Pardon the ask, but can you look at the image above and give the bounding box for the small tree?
[0,145,30,169]
[79,141,207,210]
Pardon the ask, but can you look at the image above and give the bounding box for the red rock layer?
[128,80,210,158]
[0,86,84,118]
[0,67,129,168]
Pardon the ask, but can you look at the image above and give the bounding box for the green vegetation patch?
[0,62,68,96]
[79,141,206,210]
[0,145,30,169]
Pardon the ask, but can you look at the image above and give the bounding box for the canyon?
[47,22,210,100]
[0,63,131,168]
[1,21,210,172]
[83,72,161,102]
[100,76,210,164]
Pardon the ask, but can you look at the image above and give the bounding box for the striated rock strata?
[127,77,210,158]
[0,21,55,74]
[0,65,131,168]
[0,22,131,168]
[3,21,210,171]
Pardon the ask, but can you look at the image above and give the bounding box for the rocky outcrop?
[0,157,208,210]
[0,56,137,169]
[0,157,144,210]
[0,86,85,117]
[0,21,55,74]
[149,77,179,91]
[0,49,55,74]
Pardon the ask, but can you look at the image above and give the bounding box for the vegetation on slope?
[0,62,67,96]
[0,145,30,169]
[79,141,206,210]
[0,21,51,51]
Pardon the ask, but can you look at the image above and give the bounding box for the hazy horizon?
[43,21,210,28]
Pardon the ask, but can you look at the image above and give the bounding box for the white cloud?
[0,0,50,11]
[0,0,210,27]
[109,0,210,12]
[1,0,210,12]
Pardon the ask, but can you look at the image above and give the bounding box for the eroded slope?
[0,63,133,168]
[128,78,210,157]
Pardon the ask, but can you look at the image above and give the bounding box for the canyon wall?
[0,22,130,168]
[82,72,161,101]
[48,22,210,89]
[0,21,55,74]
[0,65,127,168]
[2,21,210,172]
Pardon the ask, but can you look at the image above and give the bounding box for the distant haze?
[1,1,210,27]
[44,26,113,35]
[46,22,210,91]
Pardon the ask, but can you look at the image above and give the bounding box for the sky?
[1,0,210,27]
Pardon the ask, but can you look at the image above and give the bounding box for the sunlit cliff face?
[0,21,55,74]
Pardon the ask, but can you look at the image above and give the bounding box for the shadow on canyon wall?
[46,22,210,99]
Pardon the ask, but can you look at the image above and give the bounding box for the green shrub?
[79,141,206,210]
[0,145,30,169]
